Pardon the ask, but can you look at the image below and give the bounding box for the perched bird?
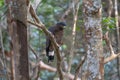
[46,22,66,62]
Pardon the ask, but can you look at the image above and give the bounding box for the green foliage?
[102,40,106,46]
[62,44,67,50]
[102,17,116,33]
[36,0,69,27]
[29,27,46,52]
[0,0,4,8]
[0,4,7,21]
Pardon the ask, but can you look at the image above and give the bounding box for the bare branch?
[29,4,41,24]
[60,3,72,21]
[103,32,120,63]
[103,32,114,55]
[28,45,39,60]
[74,55,86,80]
[104,53,120,64]
[28,45,41,80]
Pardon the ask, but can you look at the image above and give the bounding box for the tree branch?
[29,4,41,24]
[28,45,39,60]
[103,32,120,63]
[103,32,114,55]
[104,53,120,63]
[74,55,86,80]
[60,3,72,21]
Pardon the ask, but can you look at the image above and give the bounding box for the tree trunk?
[8,0,29,80]
[114,0,120,79]
[107,0,113,18]
[83,0,103,80]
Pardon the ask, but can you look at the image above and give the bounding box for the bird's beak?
[63,26,66,29]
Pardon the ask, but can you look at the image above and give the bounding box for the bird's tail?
[46,47,54,62]
[47,51,54,62]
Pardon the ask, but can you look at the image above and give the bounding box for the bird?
[46,22,66,62]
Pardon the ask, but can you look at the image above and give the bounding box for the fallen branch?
[27,20,64,80]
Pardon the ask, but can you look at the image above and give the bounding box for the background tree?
[82,0,103,79]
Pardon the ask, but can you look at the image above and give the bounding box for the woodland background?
[0,0,120,80]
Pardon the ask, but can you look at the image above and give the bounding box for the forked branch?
[103,32,120,63]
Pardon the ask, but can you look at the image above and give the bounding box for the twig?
[28,45,42,80]
[74,55,86,80]
[27,20,64,80]
[28,45,39,60]
[103,32,114,55]
[60,2,72,21]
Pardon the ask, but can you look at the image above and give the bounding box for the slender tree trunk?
[68,0,80,74]
[83,0,103,80]
[7,0,30,80]
[5,0,15,80]
[107,0,113,18]
[114,0,120,79]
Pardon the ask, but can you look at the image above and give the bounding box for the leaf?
[0,0,4,8]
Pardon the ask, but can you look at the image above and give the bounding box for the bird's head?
[56,22,67,30]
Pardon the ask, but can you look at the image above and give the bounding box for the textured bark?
[9,0,29,80]
[83,0,103,80]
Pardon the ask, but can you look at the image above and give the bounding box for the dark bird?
[46,22,66,62]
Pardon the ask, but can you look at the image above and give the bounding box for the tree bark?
[83,0,103,80]
[9,0,29,80]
